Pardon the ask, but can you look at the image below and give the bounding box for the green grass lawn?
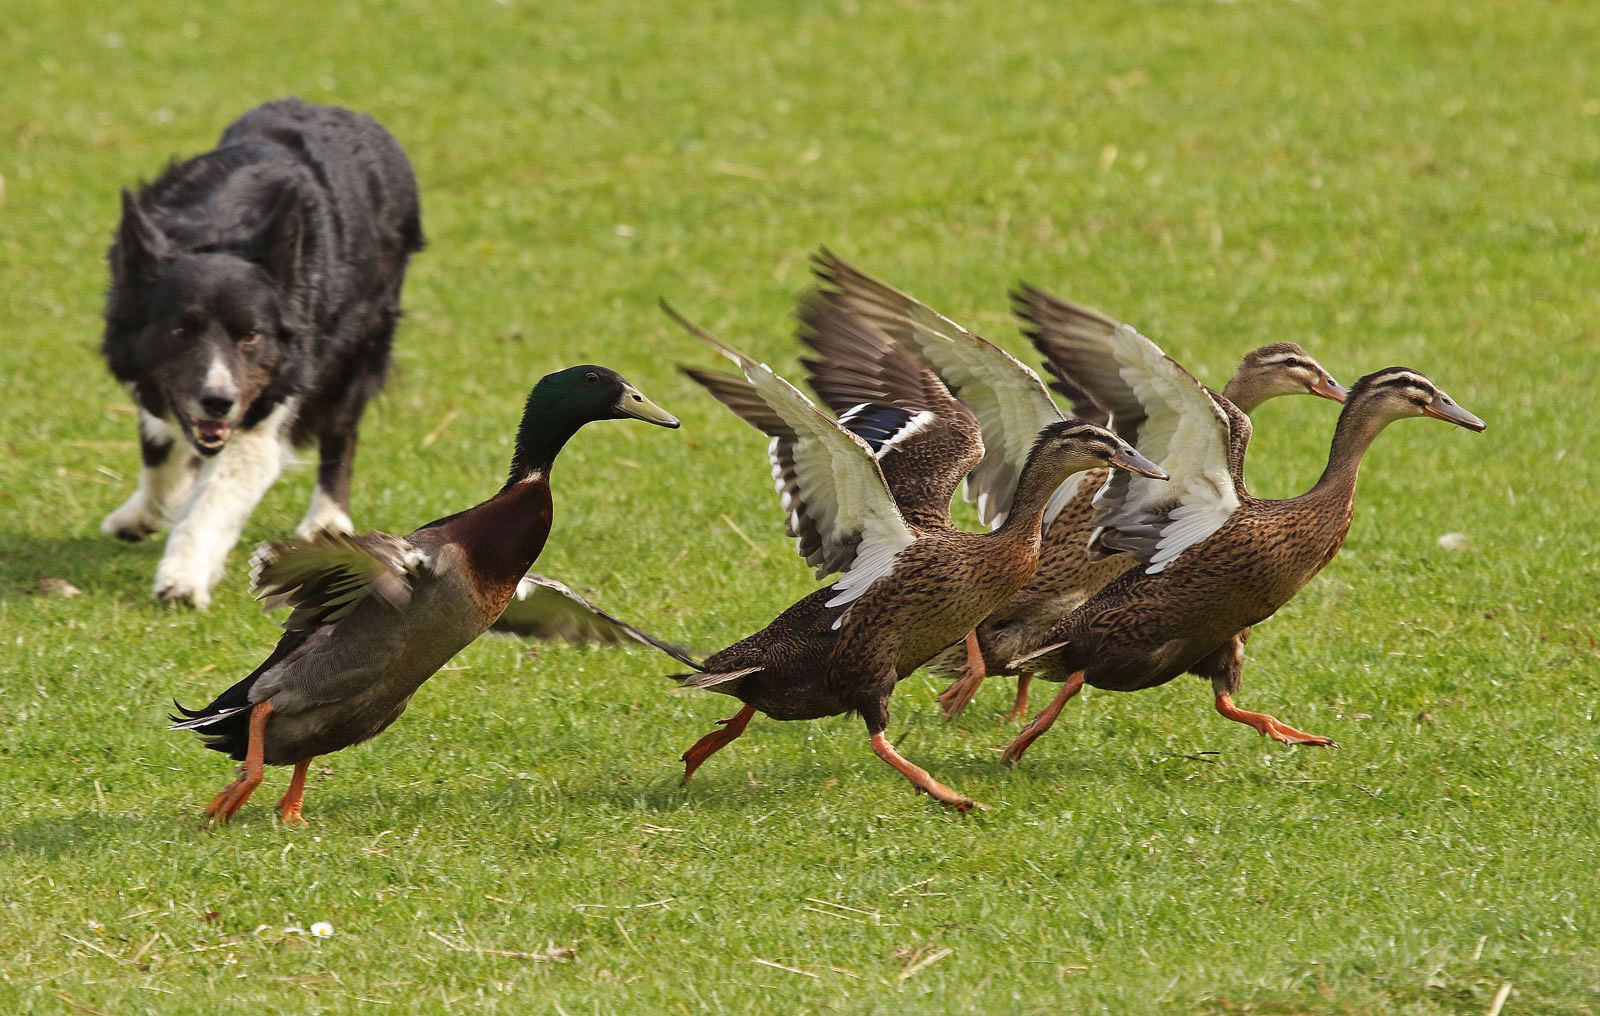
[3,1,1598,1012]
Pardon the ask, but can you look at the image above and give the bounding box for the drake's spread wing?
[666,301,916,581]
[492,573,702,669]
[250,530,431,631]
[809,250,1070,529]
[1089,324,1239,572]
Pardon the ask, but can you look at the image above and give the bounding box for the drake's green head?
[508,365,679,482]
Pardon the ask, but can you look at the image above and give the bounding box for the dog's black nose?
[199,394,235,419]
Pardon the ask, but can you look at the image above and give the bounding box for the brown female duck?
[931,286,1347,720]
[678,288,995,674]
[1000,348,1485,765]
[171,366,680,824]
[668,309,1165,810]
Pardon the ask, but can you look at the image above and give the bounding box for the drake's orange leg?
[681,705,757,784]
[869,732,989,812]
[1214,694,1338,747]
[206,701,273,824]
[936,631,987,720]
[1003,673,1034,723]
[1000,671,1084,766]
[276,759,313,826]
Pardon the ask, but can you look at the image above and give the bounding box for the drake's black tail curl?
[168,675,259,761]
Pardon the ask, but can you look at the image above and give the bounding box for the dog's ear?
[254,183,305,290]
[113,188,169,284]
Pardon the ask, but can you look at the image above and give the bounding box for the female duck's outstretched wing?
[250,530,433,631]
[793,293,982,532]
[665,300,916,601]
[1013,285,1238,574]
[491,573,702,669]
[1009,283,1116,427]
[808,250,1072,529]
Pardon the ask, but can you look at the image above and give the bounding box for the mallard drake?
[931,286,1348,720]
[999,341,1484,764]
[170,366,680,825]
[667,306,1164,810]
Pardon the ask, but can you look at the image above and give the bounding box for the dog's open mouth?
[175,408,233,456]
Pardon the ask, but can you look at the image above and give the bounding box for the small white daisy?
[87,919,105,933]
[310,922,334,938]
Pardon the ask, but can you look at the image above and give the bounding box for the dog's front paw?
[153,553,218,609]
[154,578,212,609]
[102,496,164,543]
[295,494,354,541]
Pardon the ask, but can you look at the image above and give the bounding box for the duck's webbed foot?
[275,759,313,826]
[935,631,987,720]
[680,704,757,784]
[1000,671,1084,766]
[1002,674,1034,723]
[1214,694,1338,747]
[205,701,274,825]
[869,732,989,811]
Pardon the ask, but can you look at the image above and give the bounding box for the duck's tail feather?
[673,666,763,691]
[1008,640,1070,670]
[168,670,263,761]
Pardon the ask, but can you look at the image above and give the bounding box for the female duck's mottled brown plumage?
[1000,364,1485,765]
[677,292,982,571]
[932,285,1347,719]
[170,366,680,825]
[668,308,1164,810]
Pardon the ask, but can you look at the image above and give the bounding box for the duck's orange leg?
[1002,674,1034,722]
[206,701,273,824]
[1214,695,1338,747]
[681,705,757,784]
[936,631,987,720]
[275,759,313,826]
[1000,671,1084,766]
[869,732,989,812]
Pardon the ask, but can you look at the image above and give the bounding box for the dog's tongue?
[195,419,229,442]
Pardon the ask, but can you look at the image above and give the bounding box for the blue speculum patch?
[839,403,912,453]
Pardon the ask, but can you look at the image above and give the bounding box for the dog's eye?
[171,325,191,339]
[239,328,263,344]
[584,372,600,383]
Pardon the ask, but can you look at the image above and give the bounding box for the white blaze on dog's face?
[134,254,289,457]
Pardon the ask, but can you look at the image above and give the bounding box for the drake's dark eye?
[584,371,600,383]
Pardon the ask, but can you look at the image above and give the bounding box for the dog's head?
[103,185,308,456]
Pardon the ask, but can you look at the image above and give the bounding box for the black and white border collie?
[100,98,423,607]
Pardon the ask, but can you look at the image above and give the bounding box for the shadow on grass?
[0,528,157,602]
[0,810,161,859]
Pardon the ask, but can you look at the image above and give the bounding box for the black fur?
[101,98,424,600]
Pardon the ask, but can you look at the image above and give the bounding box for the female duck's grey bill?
[1110,444,1168,480]
[1312,374,1349,403]
[617,383,681,428]
[1422,397,1486,432]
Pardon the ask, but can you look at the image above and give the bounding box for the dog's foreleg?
[102,411,198,542]
[294,415,362,539]
[155,400,297,607]
[295,430,356,539]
